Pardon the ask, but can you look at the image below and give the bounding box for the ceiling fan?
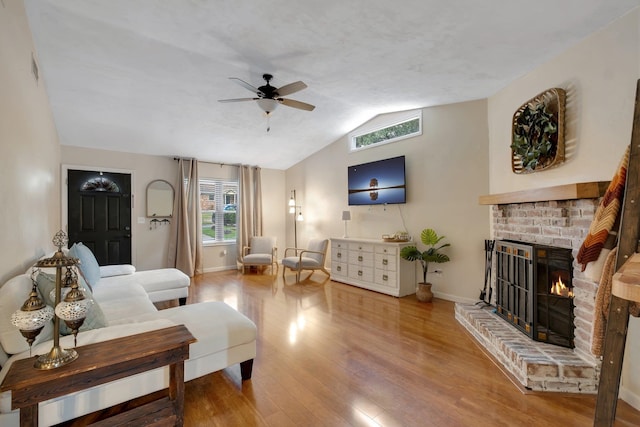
[218,73,315,115]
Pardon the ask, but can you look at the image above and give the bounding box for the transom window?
[349,110,422,152]
[199,179,238,244]
[80,176,120,192]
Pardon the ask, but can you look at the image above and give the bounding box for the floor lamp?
[289,190,303,247]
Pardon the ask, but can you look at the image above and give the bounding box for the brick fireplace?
[456,182,608,393]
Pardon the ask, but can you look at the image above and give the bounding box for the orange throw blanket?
[577,145,629,271]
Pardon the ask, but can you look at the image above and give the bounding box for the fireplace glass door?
[495,240,574,348]
[534,246,574,347]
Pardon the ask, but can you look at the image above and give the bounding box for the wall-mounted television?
[347,155,406,206]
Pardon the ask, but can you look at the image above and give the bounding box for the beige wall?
[487,8,640,410]
[260,168,287,263]
[0,1,61,284]
[286,101,490,303]
[60,146,286,272]
[488,10,639,193]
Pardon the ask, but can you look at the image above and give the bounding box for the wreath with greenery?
[510,102,559,172]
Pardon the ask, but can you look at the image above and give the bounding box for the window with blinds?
[199,178,238,243]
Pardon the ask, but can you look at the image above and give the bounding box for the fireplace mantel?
[478,181,609,205]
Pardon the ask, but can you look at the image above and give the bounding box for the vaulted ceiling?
[24,1,640,169]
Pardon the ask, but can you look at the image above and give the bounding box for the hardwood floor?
[164,269,640,426]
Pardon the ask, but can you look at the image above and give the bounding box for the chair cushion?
[243,254,273,265]
[307,239,328,263]
[282,256,321,269]
[248,236,276,254]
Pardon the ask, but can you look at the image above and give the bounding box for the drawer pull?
[359,246,362,250]
[382,259,388,265]
[358,255,363,262]
[337,265,342,272]
[382,274,388,281]
[358,270,363,276]
[337,252,342,258]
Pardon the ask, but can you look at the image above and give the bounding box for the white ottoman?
[134,301,258,380]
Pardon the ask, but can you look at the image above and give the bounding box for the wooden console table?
[0,324,196,427]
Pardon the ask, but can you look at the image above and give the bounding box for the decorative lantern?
[10,277,54,353]
[11,230,88,369]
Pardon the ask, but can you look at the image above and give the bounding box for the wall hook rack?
[149,218,170,230]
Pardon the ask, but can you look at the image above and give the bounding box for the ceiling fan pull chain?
[266,113,271,132]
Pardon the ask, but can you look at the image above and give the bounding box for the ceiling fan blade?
[276,81,307,97]
[229,77,265,96]
[278,98,315,111]
[218,97,259,103]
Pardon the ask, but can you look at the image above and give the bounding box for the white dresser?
[330,238,416,297]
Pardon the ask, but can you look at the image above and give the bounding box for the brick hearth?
[455,304,599,393]
[456,197,604,393]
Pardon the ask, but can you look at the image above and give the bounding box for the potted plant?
[400,228,451,302]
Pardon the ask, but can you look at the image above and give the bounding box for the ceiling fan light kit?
[257,98,278,114]
[219,73,315,131]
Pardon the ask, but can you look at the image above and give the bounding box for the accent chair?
[241,236,278,273]
[281,238,329,283]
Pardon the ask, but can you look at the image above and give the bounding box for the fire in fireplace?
[495,240,575,348]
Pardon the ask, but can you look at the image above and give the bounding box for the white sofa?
[0,258,257,426]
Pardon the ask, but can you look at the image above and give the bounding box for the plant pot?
[416,283,433,303]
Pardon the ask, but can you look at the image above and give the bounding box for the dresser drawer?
[332,262,348,277]
[348,251,374,265]
[332,247,348,263]
[375,245,397,256]
[332,241,348,250]
[349,266,374,282]
[348,242,374,253]
[375,253,397,270]
[375,269,398,288]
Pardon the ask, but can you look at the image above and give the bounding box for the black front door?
[67,170,132,265]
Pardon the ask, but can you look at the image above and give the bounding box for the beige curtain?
[168,158,202,277]
[237,165,263,261]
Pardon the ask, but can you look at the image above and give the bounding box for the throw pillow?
[35,270,56,307]
[68,242,101,288]
[35,271,107,335]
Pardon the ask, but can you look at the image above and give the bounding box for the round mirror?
[146,180,174,218]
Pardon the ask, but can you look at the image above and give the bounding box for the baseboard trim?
[620,385,640,411]
[433,291,478,304]
[202,266,238,273]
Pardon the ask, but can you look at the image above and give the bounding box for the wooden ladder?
[594,79,640,426]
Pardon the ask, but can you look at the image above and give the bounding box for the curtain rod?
[172,157,243,168]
